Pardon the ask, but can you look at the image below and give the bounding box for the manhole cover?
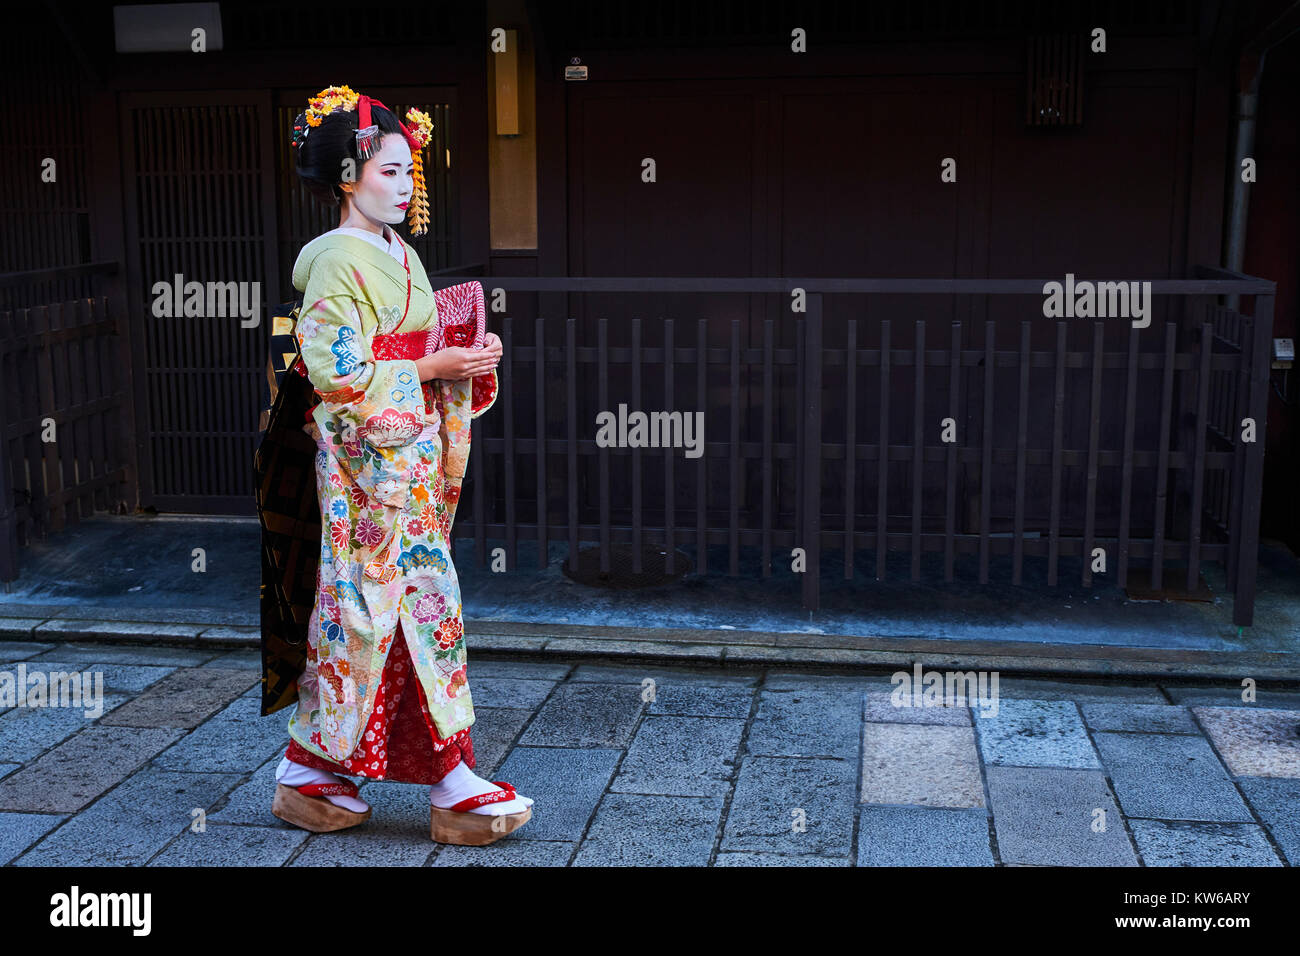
[562,543,693,589]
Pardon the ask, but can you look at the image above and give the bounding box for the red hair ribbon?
[357,94,419,153]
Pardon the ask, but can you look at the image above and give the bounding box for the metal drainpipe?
[1225,51,1265,311]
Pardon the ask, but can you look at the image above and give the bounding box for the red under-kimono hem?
[285,622,475,784]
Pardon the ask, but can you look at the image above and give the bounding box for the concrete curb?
[1,609,1297,684]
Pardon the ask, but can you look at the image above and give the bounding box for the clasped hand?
[417,332,502,382]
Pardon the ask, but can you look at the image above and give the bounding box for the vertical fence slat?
[1226,305,1249,591]
[566,317,578,568]
[35,305,63,533]
[761,318,772,577]
[1082,322,1103,586]
[70,299,93,518]
[729,318,740,576]
[979,320,994,584]
[1187,320,1212,591]
[844,319,856,579]
[664,319,676,573]
[696,318,707,577]
[911,320,924,581]
[535,315,547,571]
[1152,323,1177,590]
[1047,321,1066,587]
[945,321,960,583]
[503,315,516,570]
[876,318,890,581]
[1118,324,1139,587]
[1234,294,1272,626]
[632,317,642,573]
[1013,321,1029,586]
[0,314,16,580]
[802,294,822,610]
[52,301,79,527]
[598,316,609,572]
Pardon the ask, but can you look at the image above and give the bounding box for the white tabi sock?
[275,756,370,813]
[429,761,533,816]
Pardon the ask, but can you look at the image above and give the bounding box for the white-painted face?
[341,131,413,227]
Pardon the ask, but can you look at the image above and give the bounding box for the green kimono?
[282,230,495,763]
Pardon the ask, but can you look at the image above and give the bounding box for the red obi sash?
[294,281,497,417]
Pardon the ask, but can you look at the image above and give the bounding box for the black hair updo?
[292,102,407,206]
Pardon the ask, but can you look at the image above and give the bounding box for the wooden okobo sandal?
[272,780,373,832]
[429,780,532,845]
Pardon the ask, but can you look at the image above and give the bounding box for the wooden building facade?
[1,0,1297,625]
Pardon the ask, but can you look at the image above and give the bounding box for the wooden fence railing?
[0,262,137,582]
[434,268,1274,626]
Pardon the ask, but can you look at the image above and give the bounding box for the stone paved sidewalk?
[0,638,1297,866]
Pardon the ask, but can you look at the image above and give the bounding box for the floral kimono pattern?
[285,231,497,766]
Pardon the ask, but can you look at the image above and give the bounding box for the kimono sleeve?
[297,294,426,449]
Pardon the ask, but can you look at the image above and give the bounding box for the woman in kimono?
[269,85,532,845]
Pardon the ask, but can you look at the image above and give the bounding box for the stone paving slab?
[0,810,66,865]
[28,643,218,667]
[545,638,728,662]
[762,672,891,692]
[0,642,56,662]
[516,682,645,748]
[201,650,262,670]
[1191,707,1300,778]
[466,707,533,777]
[0,725,189,812]
[150,824,309,866]
[713,852,849,866]
[863,689,972,726]
[7,659,177,694]
[861,723,985,808]
[34,620,206,643]
[1079,702,1198,734]
[1165,686,1300,708]
[98,667,258,729]
[1128,819,1282,866]
[208,755,293,828]
[431,839,576,866]
[467,660,573,681]
[292,781,436,866]
[11,766,241,865]
[468,634,550,653]
[985,765,1138,866]
[468,677,558,711]
[973,699,1101,769]
[489,747,621,842]
[720,755,857,857]
[151,695,291,773]
[572,792,725,866]
[992,678,1167,704]
[646,683,755,718]
[746,688,862,758]
[857,806,995,866]
[609,716,744,796]
[0,763,19,780]
[567,662,760,686]
[0,692,131,762]
[1237,777,1300,865]
[1092,732,1254,822]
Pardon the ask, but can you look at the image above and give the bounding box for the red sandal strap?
[297,781,359,799]
[445,787,519,813]
[491,781,516,793]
